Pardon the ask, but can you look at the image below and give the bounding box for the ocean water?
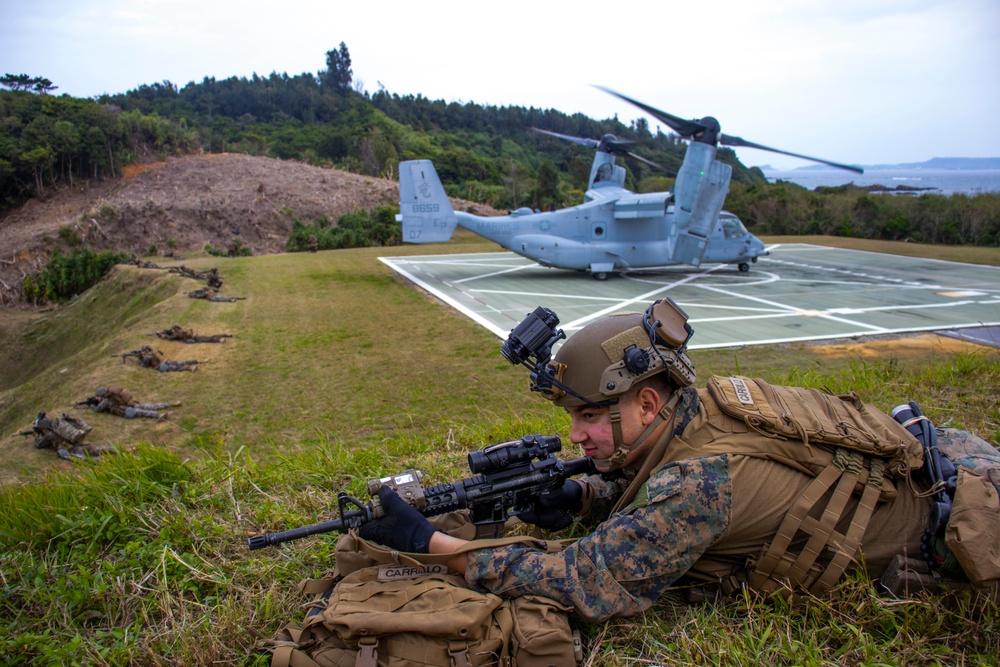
[761,169,1000,196]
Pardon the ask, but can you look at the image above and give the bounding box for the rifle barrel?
[248,518,347,550]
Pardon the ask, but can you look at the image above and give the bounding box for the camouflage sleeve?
[465,455,732,621]
[577,471,633,523]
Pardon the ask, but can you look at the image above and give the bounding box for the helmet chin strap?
[595,392,682,471]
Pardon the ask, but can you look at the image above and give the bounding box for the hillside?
[0,153,501,306]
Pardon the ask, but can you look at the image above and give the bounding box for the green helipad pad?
[380,244,1000,350]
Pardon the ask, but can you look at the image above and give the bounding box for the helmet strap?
[596,392,682,472]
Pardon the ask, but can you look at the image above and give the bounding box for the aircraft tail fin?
[398,160,458,243]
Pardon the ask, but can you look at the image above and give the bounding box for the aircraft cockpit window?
[720,215,748,240]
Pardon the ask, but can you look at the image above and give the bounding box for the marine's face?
[565,394,650,472]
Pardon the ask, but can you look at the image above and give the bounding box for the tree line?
[2,42,998,246]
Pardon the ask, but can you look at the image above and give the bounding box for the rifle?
[75,397,98,408]
[18,429,38,437]
[248,434,595,550]
[120,350,142,364]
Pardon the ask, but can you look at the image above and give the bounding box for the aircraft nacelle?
[671,142,732,267]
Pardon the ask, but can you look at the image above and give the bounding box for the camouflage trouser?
[57,444,115,461]
[191,335,228,343]
[124,403,172,418]
[158,361,197,372]
[936,427,1000,494]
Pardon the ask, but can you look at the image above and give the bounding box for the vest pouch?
[509,595,577,667]
[945,467,1000,586]
[706,375,923,479]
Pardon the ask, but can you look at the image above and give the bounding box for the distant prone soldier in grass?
[205,267,223,289]
[121,345,199,372]
[20,411,114,461]
[169,265,223,287]
[131,257,163,269]
[187,287,244,302]
[154,324,233,344]
[78,386,181,421]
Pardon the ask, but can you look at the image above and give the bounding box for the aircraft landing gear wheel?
[592,272,609,281]
[738,263,750,273]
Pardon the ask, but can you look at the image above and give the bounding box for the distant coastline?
[758,157,1000,172]
[757,165,1000,196]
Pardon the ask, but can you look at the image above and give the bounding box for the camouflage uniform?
[464,388,995,622]
[156,324,231,343]
[187,287,243,302]
[132,346,198,372]
[158,359,198,372]
[156,324,196,341]
[90,387,178,419]
[205,268,223,289]
[31,414,113,461]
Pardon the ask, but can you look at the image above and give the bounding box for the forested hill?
[4,46,998,254]
[0,45,764,215]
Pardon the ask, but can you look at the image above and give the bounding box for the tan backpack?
[52,414,92,445]
[108,386,134,406]
[270,529,578,667]
[272,566,513,667]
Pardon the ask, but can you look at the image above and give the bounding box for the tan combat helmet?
[514,298,697,470]
[539,297,696,407]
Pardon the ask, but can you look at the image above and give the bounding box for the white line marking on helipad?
[470,289,625,302]
[454,263,537,284]
[377,257,509,337]
[564,265,729,330]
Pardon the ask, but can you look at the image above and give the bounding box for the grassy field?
[1,235,998,665]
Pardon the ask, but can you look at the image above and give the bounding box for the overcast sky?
[2,0,998,169]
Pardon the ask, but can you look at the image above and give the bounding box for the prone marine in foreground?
[360,298,1000,619]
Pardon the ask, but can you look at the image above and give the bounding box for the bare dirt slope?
[0,153,500,305]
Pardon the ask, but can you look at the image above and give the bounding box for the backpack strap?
[270,644,323,667]
[355,638,378,667]
[352,533,569,568]
[750,448,885,594]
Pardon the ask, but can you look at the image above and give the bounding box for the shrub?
[57,226,83,247]
[22,247,129,303]
[206,239,253,257]
[286,206,401,252]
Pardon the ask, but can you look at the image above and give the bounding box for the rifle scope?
[467,434,561,474]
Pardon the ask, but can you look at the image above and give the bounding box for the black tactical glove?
[516,480,584,531]
[359,486,439,553]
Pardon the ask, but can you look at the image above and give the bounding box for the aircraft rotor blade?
[603,137,641,153]
[531,127,599,149]
[594,86,707,139]
[625,151,667,171]
[720,134,864,174]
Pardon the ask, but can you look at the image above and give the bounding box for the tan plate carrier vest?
[662,376,925,596]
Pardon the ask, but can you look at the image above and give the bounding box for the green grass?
[1,237,999,665]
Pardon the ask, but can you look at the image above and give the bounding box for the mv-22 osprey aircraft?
[398,88,863,280]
